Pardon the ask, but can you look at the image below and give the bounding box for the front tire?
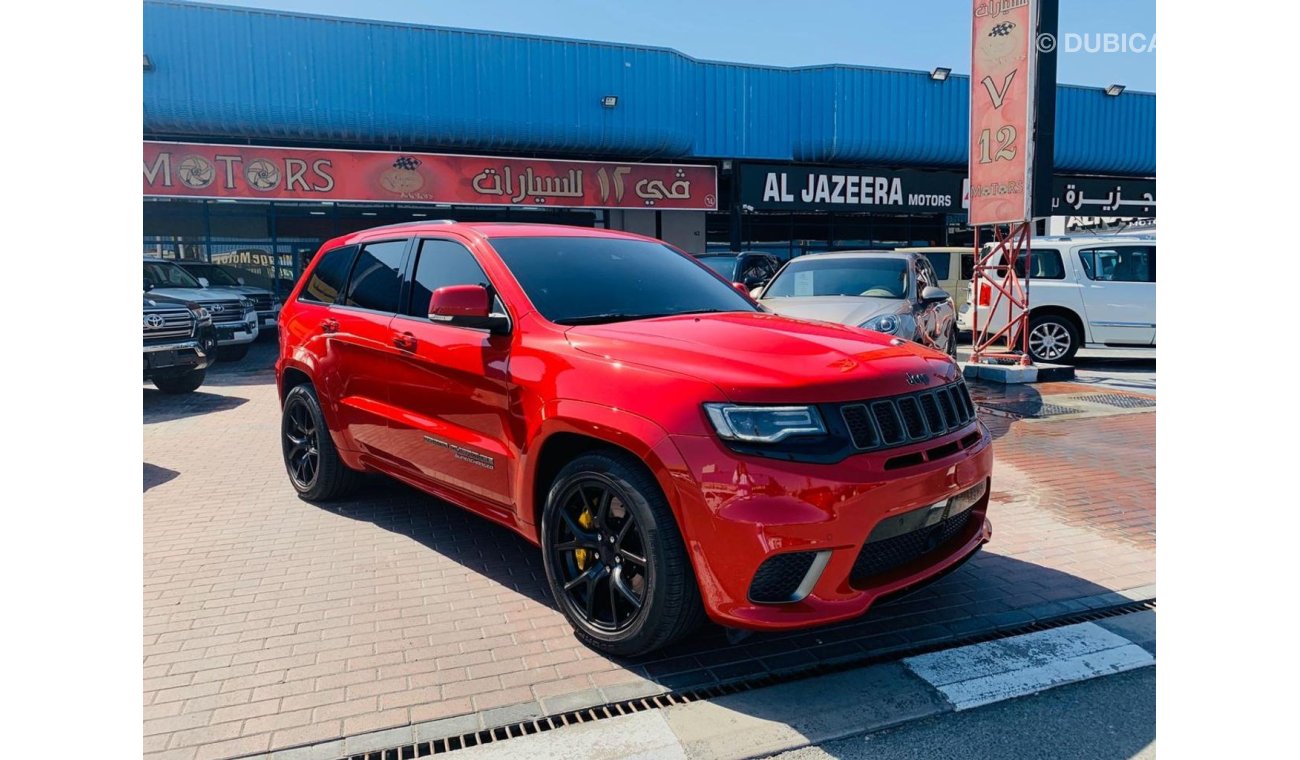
[540,451,705,657]
[152,369,205,394]
[281,384,359,501]
[1026,314,1080,363]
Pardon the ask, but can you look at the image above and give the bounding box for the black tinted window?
[697,257,736,278]
[344,240,407,312]
[1078,246,1155,283]
[491,237,756,325]
[299,246,357,304]
[1009,249,1064,280]
[921,252,951,280]
[960,254,975,281]
[406,239,492,318]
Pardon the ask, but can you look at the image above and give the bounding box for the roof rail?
[359,219,458,232]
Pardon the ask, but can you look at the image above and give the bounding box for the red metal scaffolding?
[970,222,1034,365]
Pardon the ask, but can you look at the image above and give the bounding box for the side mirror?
[920,285,951,303]
[143,279,153,292]
[732,282,750,295]
[428,284,510,334]
[749,286,764,299]
[197,277,210,288]
[236,277,246,286]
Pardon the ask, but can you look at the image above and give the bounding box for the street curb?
[404,609,1156,759]
[245,586,1156,760]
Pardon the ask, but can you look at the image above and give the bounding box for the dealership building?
[143,0,1155,295]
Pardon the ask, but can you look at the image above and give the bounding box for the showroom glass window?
[344,240,408,312]
[404,239,496,318]
[1077,247,1156,283]
[298,245,358,304]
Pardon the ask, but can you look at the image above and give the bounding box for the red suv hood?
[565,311,961,404]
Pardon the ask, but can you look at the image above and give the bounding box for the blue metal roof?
[143,1,1154,176]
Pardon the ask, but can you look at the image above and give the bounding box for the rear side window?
[405,239,493,318]
[344,240,408,312]
[298,245,357,304]
[1078,246,1155,283]
[1005,249,1064,280]
[960,254,974,281]
[921,252,952,280]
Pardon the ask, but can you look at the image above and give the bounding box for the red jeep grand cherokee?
[277,222,992,656]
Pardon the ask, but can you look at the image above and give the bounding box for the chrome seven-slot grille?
[840,381,977,451]
[142,309,194,341]
[205,300,248,325]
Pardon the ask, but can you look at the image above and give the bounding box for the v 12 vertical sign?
[969,0,1039,226]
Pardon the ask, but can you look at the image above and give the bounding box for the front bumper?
[143,340,214,377]
[215,320,259,345]
[257,310,280,328]
[662,422,994,630]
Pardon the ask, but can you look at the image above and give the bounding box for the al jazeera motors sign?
[739,163,967,213]
[143,142,718,210]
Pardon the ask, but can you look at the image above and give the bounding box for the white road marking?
[903,621,1154,710]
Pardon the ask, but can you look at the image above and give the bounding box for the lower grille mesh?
[749,552,817,603]
[851,510,972,585]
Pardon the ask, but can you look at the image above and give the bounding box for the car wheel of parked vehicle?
[541,451,705,656]
[1026,314,1080,363]
[281,384,359,501]
[152,369,206,394]
[217,343,250,362]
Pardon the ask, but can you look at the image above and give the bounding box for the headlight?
[704,404,826,444]
[862,314,899,334]
[239,298,254,313]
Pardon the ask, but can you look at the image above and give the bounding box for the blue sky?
[201,0,1156,92]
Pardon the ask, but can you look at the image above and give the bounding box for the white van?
[964,235,1155,363]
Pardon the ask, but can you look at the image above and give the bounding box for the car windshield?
[764,257,910,299]
[696,256,735,278]
[183,263,240,286]
[144,261,202,289]
[490,237,758,325]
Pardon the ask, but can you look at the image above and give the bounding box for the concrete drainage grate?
[335,599,1156,760]
[1070,393,1157,410]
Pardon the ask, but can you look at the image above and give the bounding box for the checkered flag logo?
[393,156,422,170]
[989,22,1016,37]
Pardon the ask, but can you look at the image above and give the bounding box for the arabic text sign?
[143,142,718,210]
[969,0,1037,225]
[1051,176,1155,217]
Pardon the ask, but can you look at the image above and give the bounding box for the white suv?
[960,235,1155,363]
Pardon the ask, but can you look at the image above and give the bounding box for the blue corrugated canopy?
[144,1,1154,176]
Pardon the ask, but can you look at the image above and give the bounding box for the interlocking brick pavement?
[143,345,1154,759]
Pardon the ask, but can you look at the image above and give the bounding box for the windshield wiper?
[554,313,650,325]
[554,309,734,326]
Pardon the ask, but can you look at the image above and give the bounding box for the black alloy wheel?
[283,395,320,490]
[540,451,705,656]
[548,474,650,632]
[280,384,359,501]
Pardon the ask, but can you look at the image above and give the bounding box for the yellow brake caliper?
[574,509,596,569]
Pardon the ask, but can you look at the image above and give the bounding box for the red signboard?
[968,0,1038,225]
[143,142,718,210]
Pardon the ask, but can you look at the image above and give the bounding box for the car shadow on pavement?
[143,463,180,492]
[300,475,1135,686]
[143,389,248,424]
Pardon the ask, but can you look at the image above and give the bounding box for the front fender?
[517,399,691,533]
